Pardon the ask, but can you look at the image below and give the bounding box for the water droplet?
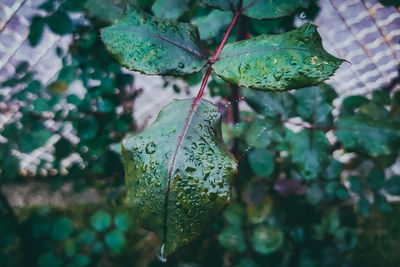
[178,62,185,68]
[157,244,167,263]
[145,141,156,154]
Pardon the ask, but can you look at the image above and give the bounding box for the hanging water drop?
[157,244,167,263]
[145,141,156,154]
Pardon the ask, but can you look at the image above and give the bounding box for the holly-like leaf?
[243,0,310,19]
[201,0,239,11]
[194,10,233,40]
[101,6,207,76]
[336,106,400,157]
[151,0,189,19]
[241,87,295,119]
[122,98,237,256]
[213,23,343,91]
[294,84,336,127]
[289,130,330,180]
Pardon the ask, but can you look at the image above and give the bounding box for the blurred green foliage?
[1,0,400,266]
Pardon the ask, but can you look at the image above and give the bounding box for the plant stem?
[194,11,241,104]
[230,14,248,157]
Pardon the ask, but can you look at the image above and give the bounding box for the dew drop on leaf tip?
[157,244,167,263]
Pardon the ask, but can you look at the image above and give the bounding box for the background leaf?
[243,0,310,19]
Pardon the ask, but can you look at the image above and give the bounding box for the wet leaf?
[101,6,207,76]
[200,0,239,11]
[152,0,189,19]
[194,10,233,40]
[243,0,310,19]
[289,130,330,179]
[213,23,343,91]
[122,98,237,256]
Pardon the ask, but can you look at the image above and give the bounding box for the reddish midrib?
[162,98,200,244]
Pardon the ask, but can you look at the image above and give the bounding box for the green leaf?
[294,84,336,127]
[47,11,73,35]
[372,90,390,106]
[51,218,73,240]
[19,130,52,153]
[77,115,98,140]
[248,148,274,177]
[325,158,343,180]
[62,0,84,11]
[358,197,370,217]
[341,95,369,115]
[38,253,62,267]
[251,226,283,254]
[213,23,343,91]
[367,168,385,191]
[114,212,134,231]
[336,109,400,158]
[84,0,137,24]
[151,0,189,19]
[218,226,246,252]
[28,16,45,46]
[374,193,392,213]
[244,118,282,148]
[243,0,310,19]
[101,6,207,76]
[90,210,111,232]
[289,130,330,179]
[200,0,239,11]
[241,87,295,119]
[122,98,237,256]
[194,10,233,40]
[384,175,400,196]
[97,98,115,113]
[78,230,95,244]
[105,229,125,252]
[334,227,357,251]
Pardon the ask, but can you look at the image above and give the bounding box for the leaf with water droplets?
[213,23,343,91]
[289,130,330,180]
[200,0,240,11]
[101,6,208,76]
[243,0,310,19]
[122,98,237,256]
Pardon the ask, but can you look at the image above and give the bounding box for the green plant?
[100,0,344,260]
[2,0,400,266]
